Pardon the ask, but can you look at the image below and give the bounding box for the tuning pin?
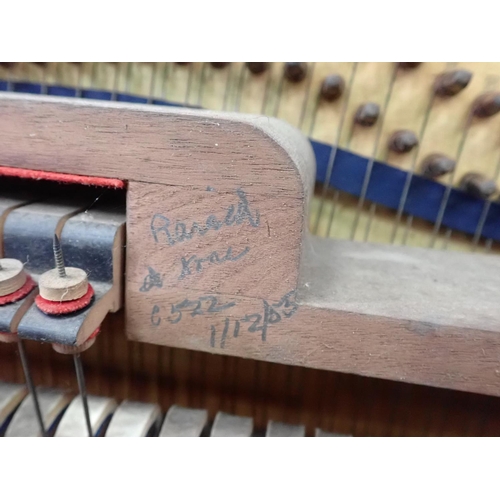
[421,154,456,178]
[434,69,473,97]
[246,62,270,75]
[459,173,497,199]
[354,102,380,126]
[472,92,500,118]
[388,130,419,153]
[320,74,345,102]
[398,62,422,70]
[284,63,307,83]
[210,62,230,69]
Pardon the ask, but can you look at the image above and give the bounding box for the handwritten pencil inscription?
[139,266,164,292]
[150,291,298,348]
[150,188,260,246]
[178,246,250,280]
[139,245,250,288]
[145,188,259,282]
[150,295,237,326]
[210,290,298,347]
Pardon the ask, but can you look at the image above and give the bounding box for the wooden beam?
[1,93,499,398]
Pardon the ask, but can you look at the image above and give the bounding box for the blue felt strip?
[311,140,500,241]
[0,80,498,242]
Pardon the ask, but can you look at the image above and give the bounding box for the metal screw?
[53,234,66,278]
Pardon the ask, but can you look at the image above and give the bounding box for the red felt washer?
[35,284,95,315]
[88,327,100,340]
[0,166,126,189]
[0,275,36,305]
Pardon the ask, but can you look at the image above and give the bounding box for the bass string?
[313,62,359,236]
[297,62,317,131]
[428,113,473,248]
[349,63,398,241]
[429,77,492,249]
[469,146,500,251]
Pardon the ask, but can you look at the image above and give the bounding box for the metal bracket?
[17,205,125,346]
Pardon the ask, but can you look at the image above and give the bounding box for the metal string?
[349,64,398,241]
[56,62,65,89]
[312,62,358,236]
[196,63,208,107]
[147,63,159,104]
[233,63,247,112]
[74,353,93,437]
[260,66,274,116]
[4,64,14,92]
[402,64,463,247]
[90,61,99,90]
[362,203,377,242]
[110,63,121,101]
[75,63,83,98]
[18,339,46,437]
[271,65,286,118]
[160,62,170,100]
[344,119,357,151]
[389,93,436,244]
[222,65,235,111]
[401,214,414,246]
[125,62,134,94]
[40,63,48,95]
[184,63,194,105]
[306,97,320,137]
[470,153,500,250]
[297,62,316,131]
[429,113,473,248]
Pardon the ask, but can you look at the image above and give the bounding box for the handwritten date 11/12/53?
[150,291,298,348]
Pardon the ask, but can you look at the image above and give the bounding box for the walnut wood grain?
[1,94,500,398]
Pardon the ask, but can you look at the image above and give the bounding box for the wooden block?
[2,94,500,398]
